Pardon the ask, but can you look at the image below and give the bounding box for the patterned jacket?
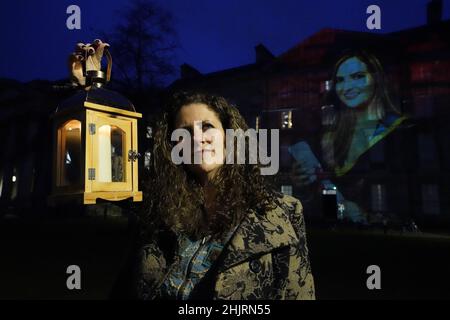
[137,194,315,300]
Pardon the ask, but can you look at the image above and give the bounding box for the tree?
[103,0,178,92]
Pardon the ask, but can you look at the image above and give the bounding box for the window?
[320,80,332,93]
[144,150,151,170]
[146,126,153,139]
[98,125,125,183]
[281,185,293,196]
[422,184,440,215]
[11,168,18,201]
[321,105,335,126]
[279,86,293,98]
[371,184,387,212]
[281,111,292,129]
[410,61,450,83]
[410,62,433,82]
[413,95,434,118]
[418,133,437,168]
[58,120,82,186]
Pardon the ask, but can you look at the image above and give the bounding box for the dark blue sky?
[1,0,449,83]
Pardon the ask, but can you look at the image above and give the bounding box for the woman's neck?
[343,103,379,166]
[194,168,220,214]
[196,174,213,189]
[355,106,372,125]
[203,183,217,216]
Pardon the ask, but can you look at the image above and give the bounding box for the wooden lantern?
[48,71,143,205]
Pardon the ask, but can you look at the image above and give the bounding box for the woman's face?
[174,103,225,181]
[335,56,375,109]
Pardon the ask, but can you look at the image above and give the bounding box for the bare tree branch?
[102,0,178,92]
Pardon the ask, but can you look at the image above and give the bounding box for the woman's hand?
[340,198,368,224]
[67,39,109,88]
[290,160,318,188]
[288,141,322,188]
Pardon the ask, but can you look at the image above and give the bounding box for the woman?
[322,51,407,173]
[291,50,410,223]
[136,92,315,300]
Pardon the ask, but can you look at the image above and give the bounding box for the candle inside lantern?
[61,120,81,186]
[98,125,112,182]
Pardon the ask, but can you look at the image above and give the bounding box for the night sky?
[1,0,449,84]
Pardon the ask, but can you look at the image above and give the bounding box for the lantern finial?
[68,39,112,90]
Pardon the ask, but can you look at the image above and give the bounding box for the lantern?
[48,43,142,205]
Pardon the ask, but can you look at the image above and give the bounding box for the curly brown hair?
[139,91,277,241]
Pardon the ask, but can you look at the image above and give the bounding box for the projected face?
[335,56,375,109]
[174,103,225,182]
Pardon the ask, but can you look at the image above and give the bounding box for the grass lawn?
[1,214,450,299]
[307,228,450,299]
[0,215,133,299]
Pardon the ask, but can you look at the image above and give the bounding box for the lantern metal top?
[56,85,136,113]
[85,70,107,88]
[57,39,138,115]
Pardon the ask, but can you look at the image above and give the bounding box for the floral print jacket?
[137,194,315,300]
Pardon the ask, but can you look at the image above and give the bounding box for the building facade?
[170,4,450,227]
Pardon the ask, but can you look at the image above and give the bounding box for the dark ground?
[308,228,450,299]
[1,212,449,300]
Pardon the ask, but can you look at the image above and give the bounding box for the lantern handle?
[105,48,112,83]
[67,40,111,88]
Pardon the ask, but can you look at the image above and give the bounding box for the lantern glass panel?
[59,120,82,186]
[97,125,126,183]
